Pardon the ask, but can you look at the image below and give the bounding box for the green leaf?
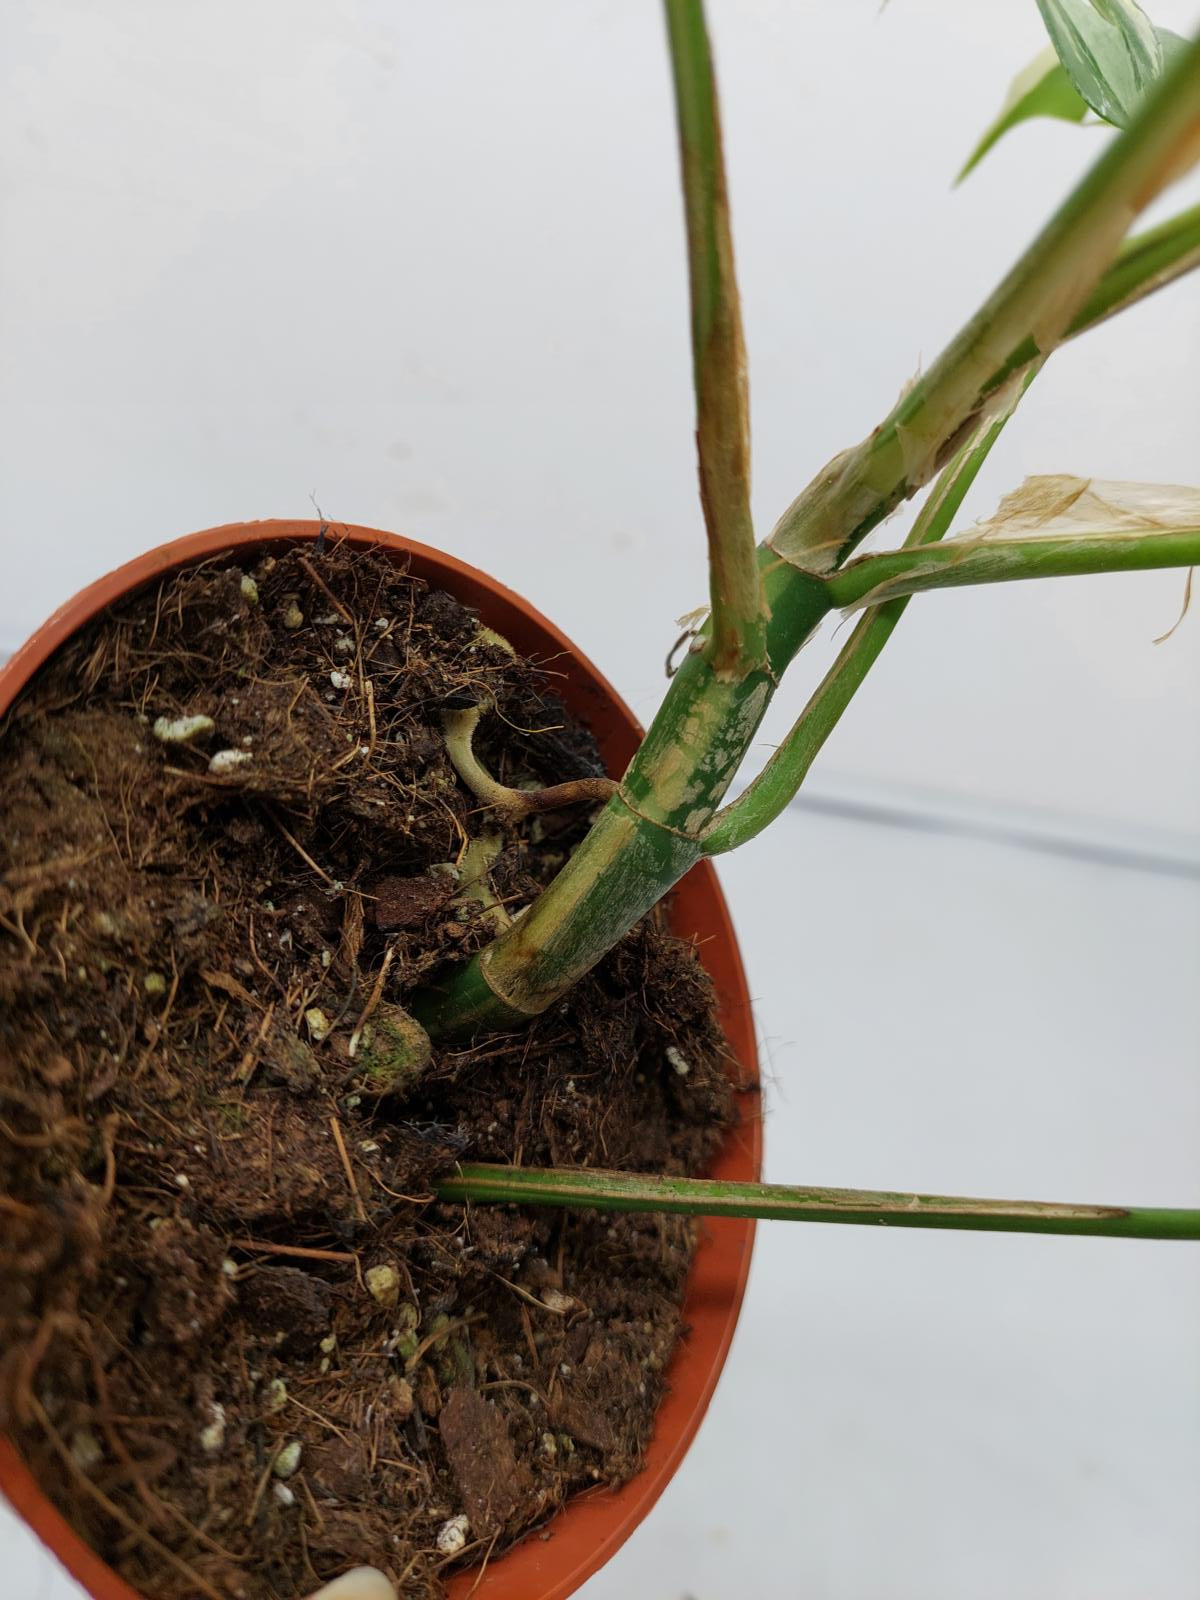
[1036,0,1165,126]
[1157,27,1191,70]
[956,45,1089,183]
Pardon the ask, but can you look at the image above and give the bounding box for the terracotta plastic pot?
[0,521,761,1600]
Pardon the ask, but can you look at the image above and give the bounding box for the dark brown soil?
[0,542,737,1600]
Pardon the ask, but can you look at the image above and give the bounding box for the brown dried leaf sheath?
[438,1386,533,1538]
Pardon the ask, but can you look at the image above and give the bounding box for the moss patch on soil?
[0,542,739,1600]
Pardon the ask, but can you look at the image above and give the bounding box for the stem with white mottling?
[435,1163,1200,1241]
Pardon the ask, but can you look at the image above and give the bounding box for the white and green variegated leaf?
[959,10,1191,178]
[1157,27,1192,72]
[957,47,1090,183]
[1036,0,1165,127]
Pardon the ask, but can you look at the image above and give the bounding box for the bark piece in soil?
[238,1267,334,1358]
[438,1385,534,1539]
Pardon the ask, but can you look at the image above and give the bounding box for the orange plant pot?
[0,521,761,1600]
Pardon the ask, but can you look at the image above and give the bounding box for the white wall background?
[1,3,1197,1598]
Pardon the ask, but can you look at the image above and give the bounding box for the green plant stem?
[700,202,1200,857]
[412,565,830,1036]
[768,34,1200,574]
[702,199,1200,857]
[703,388,1026,856]
[664,0,766,677]
[826,526,1200,610]
[434,1163,1200,1241]
[412,42,1200,1042]
[1066,199,1200,331]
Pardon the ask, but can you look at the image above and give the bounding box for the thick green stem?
[704,390,1025,856]
[413,45,1200,1042]
[1066,199,1200,331]
[768,35,1200,573]
[435,1163,1200,1241]
[700,203,1200,857]
[827,526,1200,610]
[664,0,766,676]
[412,564,831,1036]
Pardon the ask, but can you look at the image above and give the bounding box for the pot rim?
[0,520,761,1600]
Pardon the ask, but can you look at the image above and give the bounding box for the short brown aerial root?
[440,703,617,822]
